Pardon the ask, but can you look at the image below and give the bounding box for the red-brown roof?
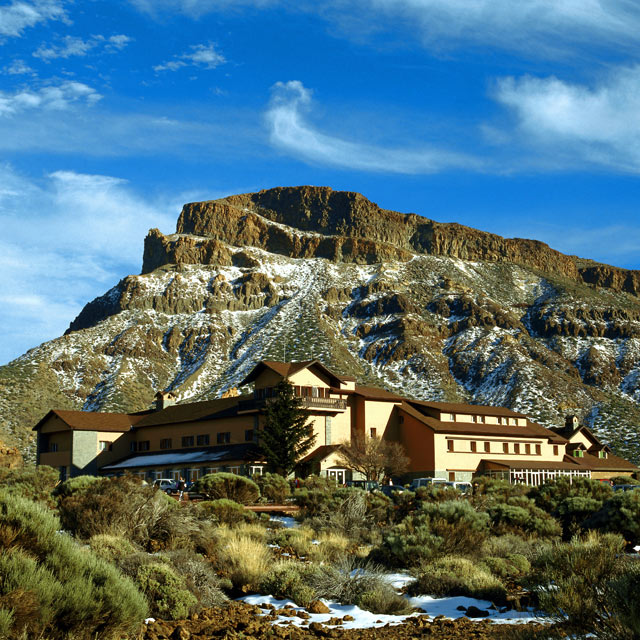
[240,360,347,386]
[568,452,639,472]
[410,399,527,418]
[134,396,243,427]
[34,409,142,432]
[479,458,584,471]
[399,402,566,442]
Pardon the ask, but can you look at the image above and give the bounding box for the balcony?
[238,396,347,413]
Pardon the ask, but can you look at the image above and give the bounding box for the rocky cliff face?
[3,186,640,464]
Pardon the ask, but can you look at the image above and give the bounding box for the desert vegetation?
[0,467,639,638]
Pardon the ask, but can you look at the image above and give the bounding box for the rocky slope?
[2,186,640,464]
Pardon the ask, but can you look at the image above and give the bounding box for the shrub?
[293,488,334,517]
[307,531,351,563]
[480,534,544,561]
[355,586,413,615]
[259,561,317,607]
[89,534,139,564]
[194,473,259,504]
[269,527,315,557]
[58,474,201,550]
[301,475,334,490]
[530,531,627,631]
[529,477,613,539]
[487,496,562,538]
[0,465,59,505]
[258,473,291,504]
[603,561,640,639]
[215,532,272,591]
[378,500,490,567]
[481,554,531,581]
[610,476,640,486]
[198,499,254,525]
[0,490,148,639]
[583,489,640,546]
[53,475,101,499]
[472,477,528,500]
[409,556,506,604]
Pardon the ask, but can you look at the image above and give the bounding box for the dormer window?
[599,451,608,459]
[573,449,584,458]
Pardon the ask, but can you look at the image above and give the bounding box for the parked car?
[380,484,407,497]
[409,477,448,490]
[153,478,178,494]
[345,480,380,491]
[613,484,640,492]
[442,481,473,493]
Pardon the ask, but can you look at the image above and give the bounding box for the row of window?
[255,385,332,400]
[447,440,544,455]
[130,430,257,453]
[130,465,266,482]
[442,413,523,426]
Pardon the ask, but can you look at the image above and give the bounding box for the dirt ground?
[141,602,557,640]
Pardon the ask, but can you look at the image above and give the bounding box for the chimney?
[155,391,178,411]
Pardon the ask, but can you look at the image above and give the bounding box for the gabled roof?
[298,444,342,464]
[567,451,639,472]
[399,402,566,442]
[101,442,264,471]
[331,385,403,401]
[240,360,347,387]
[33,409,142,432]
[549,424,604,447]
[134,396,243,428]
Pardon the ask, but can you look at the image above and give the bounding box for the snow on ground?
[269,515,298,528]
[239,594,547,628]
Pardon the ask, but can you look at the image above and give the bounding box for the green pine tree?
[259,379,316,476]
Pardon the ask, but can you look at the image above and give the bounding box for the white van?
[409,477,448,490]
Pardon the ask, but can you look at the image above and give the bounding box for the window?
[160,438,172,449]
[197,434,210,446]
[50,442,58,452]
[217,432,231,444]
[249,465,265,476]
[553,445,559,456]
[245,429,255,442]
[370,428,377,438]
[130,442,137,452]
[138,441,150,452]
[525,443,531,455]
[470,441,477,452]
[478,415,485,423]
[503,443,509,453]
[325,416,332,445]
[484,441,490,453]
[573,449,584,458]
[447,440,454,452]
[399,415,404,424]
[182,436,194,447]
[514,443,520,454]
[599,451,608,459]
[536,444,541,455]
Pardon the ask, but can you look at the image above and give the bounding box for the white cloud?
[265,80,481,174]
[0,80,102,116]
[129,0,277,18]
[0,165,176,365]
[493,66,640,171]
[0,0,66,37]
[33,33,132,60]
[2,59,34,75]
[154,43,225,72]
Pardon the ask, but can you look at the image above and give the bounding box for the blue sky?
[1,0,640,364]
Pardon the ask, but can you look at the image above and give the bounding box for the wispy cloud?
[0,0,67,37]
[265,80,481,174]
[129,0,277,18]
[0,80,102,116]
[154,43,225,72]
[2,59,35,75]
[33,33,132,60]
[493,66,640,172]
[0,165,177,364]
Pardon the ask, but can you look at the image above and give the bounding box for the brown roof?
[240,360,347,386]
[354,385,403,401]
[568,452,639,472]
[480,458,584,471]
[34,409,141,432]
[399,402,566,442]
[134,396,243,428]
[410,399,526,418]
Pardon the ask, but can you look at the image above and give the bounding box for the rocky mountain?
[3,186,640,464]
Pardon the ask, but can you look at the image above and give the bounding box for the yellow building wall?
[568,431,593,449]
[361,400,400,439]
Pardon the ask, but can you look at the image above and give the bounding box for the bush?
[194,473,259,504]
[377,500,490,567]
[214,531,271,591]
[0,490,148,638]
[529,477,613,539]
[583,490,640,546]
[480,534,544,561]
[487,496,562,538]
[0,465,59,505]
[610,476,640,485]
[58,474,201,550]
[300,475,334,490]
[481,554,531,581]
[89,534,139,564]
[307,531,351,563]
[269,527,315,557]
[198,499,255,525]
[258,473,290,504]
[259,561,317,607]
[409,556,506,604]
[53,475,101,499]
[530,531,627,631]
